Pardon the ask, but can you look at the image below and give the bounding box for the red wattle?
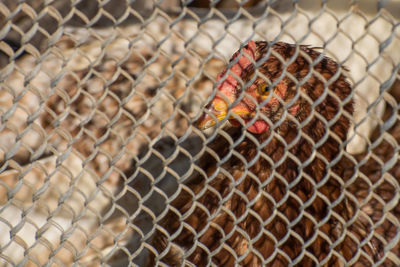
[229,119,270,134]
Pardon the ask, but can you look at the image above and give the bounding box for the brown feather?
[145,41,393,266]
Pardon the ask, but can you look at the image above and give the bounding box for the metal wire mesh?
[0,0,399,266]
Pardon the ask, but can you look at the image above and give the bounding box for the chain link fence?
[0,0,399,266]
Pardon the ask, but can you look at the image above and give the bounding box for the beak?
[196,98,228,130]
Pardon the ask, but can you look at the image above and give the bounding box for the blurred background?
[0,0,399,266]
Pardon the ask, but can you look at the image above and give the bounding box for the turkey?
[146,41,396,266]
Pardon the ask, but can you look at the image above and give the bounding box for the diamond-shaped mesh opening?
[0,0,399,266]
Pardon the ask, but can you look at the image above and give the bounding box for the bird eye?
[257,84,270,95]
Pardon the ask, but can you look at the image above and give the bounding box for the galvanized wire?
[0,0,399,266]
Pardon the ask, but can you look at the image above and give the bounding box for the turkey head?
[197,41,353,144]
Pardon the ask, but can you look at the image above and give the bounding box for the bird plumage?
[146,41,388,266]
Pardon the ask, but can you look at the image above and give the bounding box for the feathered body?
[147,41,379,266]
